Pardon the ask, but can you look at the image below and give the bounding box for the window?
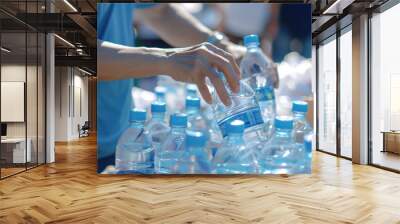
[339,28,352,158]
[0,1,46,179]
[370,3,400,171]
[317,36,337,154]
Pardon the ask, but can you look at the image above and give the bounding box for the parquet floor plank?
[1,135,400,223]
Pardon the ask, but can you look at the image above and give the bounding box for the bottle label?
[217,106,264,137]
[256,87,275,102]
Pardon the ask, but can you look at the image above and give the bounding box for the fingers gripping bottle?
[115,109,154,174]
[210,71,266,143]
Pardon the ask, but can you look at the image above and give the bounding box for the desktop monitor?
[1,123,7,137]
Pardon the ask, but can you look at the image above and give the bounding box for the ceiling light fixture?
[54,34,75,48]
[0,47,11,53]
[63,0,78,12]
[322,0,342,15]
[322,0,355,15]
[78,67,93,76]
[1,47,11,53]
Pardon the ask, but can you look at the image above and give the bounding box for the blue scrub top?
[97,3,156,173]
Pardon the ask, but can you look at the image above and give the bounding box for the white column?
[352,14,369,164]
[46,1,55,163]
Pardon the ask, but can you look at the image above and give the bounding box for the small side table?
[381,131,400,154]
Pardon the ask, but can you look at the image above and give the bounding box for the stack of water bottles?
[115,34,313,175]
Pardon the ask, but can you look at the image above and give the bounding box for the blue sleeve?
[135,3,158,9]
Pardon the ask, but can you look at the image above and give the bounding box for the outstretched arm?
[98,40,240,106]
[135,4,245,59]
[135,4,212,47]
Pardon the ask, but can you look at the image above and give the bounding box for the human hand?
[270,63,279,89]
[219,41,246,63]
[165,42,241,106]
[220,39,279,89]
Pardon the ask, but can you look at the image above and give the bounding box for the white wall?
[1,65,35,138]
[55,66,70,141]
[1,63,46,164]
[54,67,89,141]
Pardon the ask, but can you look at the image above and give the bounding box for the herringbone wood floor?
[1,135,400,224]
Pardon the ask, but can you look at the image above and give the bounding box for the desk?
[381,131,400,154]
[1,138,31,163]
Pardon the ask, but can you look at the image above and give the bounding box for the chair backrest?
[82,121,90,129]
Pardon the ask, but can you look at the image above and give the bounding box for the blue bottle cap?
[228,120,245,134]
[129,108,146,122]
[292,101,308,113]
[243,34,260,47]
[151,102,166,113]
[155,86,166,98]
[186,97,200,108]
[185,130,206,148]
[170,113,187,127]
[275,116,293,129]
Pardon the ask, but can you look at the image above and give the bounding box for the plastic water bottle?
[186,96,209,136]
[155,113,187,174]
[240,34,276,94]
[154,86,167,103]
[179,130,211,174]
[115,109,154,173]
[186,96,223,160]
[256,86,276,139]
[303,135,313,173]
[186,97,210,132]
[240,34,276,138]
[210,71,265,142]
[146,102,170,150]
[259,116,300,174]
[212,120,259,174]
[186,84,198,98]
[292,101,313,144]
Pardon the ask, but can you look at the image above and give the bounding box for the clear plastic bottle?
[186,84,198,98]
[292,101,312,173]
[179,130,211,174]
[240,34,277,139]
[210,71,265,142]
[186,97,209,132]
[154,86,167,104]
[186,97,222,162]
[259,116,300,174]
[240,34,276,94]
[303,134,313,173]
[146,102,170,150]
[292,101,313,144]
[212,120,259,174]
[115,109,154,173]
[155,113,187,174]
[256,86,276,139]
